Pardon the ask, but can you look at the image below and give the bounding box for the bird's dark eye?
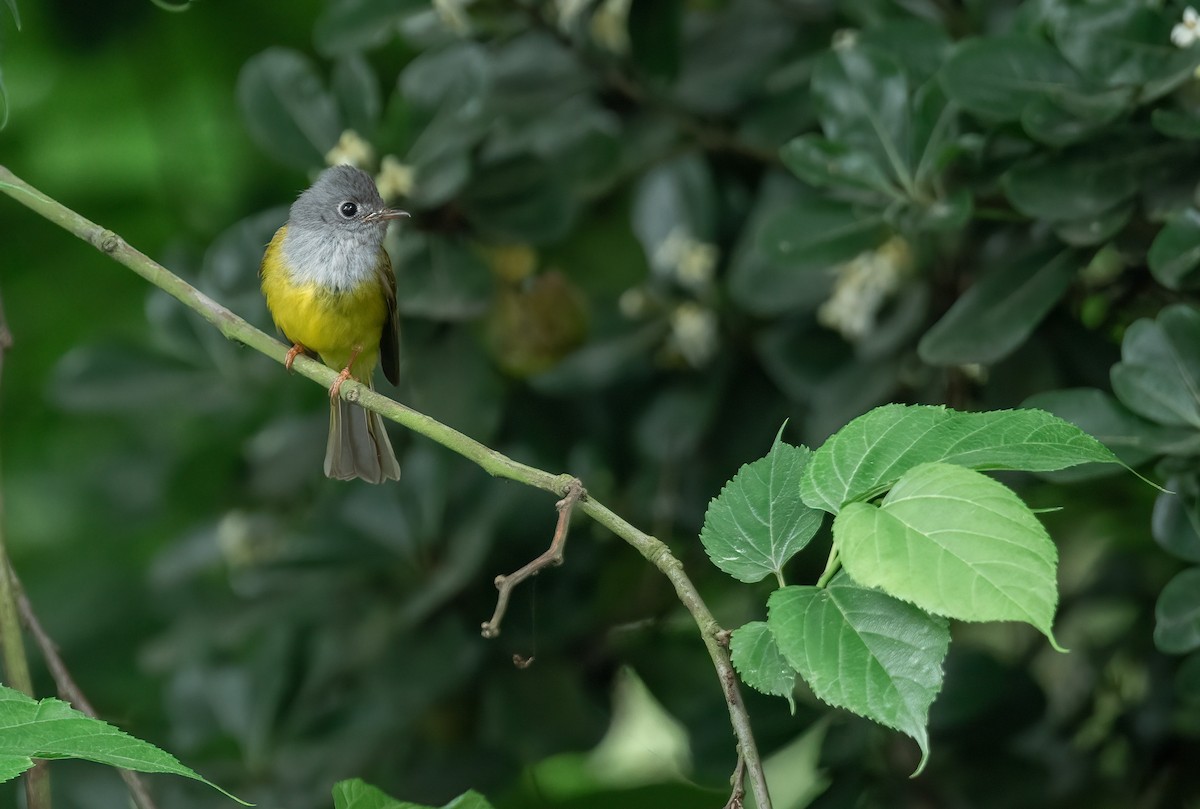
[338,201,358,219]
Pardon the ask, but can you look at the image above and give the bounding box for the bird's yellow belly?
[262,270,387,377]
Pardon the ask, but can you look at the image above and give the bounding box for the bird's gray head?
[287,165,408,240]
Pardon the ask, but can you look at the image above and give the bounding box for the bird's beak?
[365,208,410,223]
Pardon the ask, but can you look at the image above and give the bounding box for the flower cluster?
[818,236,913,341]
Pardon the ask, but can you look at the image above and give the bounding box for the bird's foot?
[329,367,353,401]
[284,343,305,372]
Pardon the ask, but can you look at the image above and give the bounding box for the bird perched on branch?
[259,165,406,483]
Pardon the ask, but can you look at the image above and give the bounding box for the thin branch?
[725,748,746,809]
[0,165,774,809]
[0,289,52,809]
[481,479,584,639]
[8,563,161,809]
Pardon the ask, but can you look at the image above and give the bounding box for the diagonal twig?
[481,479,584,639]
[8,563,161,809]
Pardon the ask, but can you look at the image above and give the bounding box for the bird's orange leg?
[284,343,306,372]
[329,344,364,401]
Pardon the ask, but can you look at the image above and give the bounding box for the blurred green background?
[3,1,1200,808]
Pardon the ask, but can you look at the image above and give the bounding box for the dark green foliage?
[5,0,1200,807]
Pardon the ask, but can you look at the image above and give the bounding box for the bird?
[259,165,406,483]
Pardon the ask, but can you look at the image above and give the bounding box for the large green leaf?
[835,463,1062,646]
[1149,209,1200,290]
[1111,304,1200,428]
[0,686,242,801]
[800,404,1119,514]
[1155,567,1200,654]
[918,248,1080,366]
[768,576,950,774]
[237,48,342,170]
[939,35,1079,123]
[700,435,823,584]
[729,621,797,711]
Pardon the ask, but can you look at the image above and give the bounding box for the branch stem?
[0,290,52,809]
[0,165,773,809]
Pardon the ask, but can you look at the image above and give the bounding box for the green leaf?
[1111,304,1200,428]
[727,173,839,315]
[0,755,28,782]
[768,576,950,774]
[334,779,409,809]
[1023,388,1197,472]
[857,19,951,84]
[836,463,1062,646]
[461,155,575,244]
[489,33,592,116]
[729,622,796,711]
[700,435,823,584]
[1019,86,1133,147]
[332,55,381,136]
[1152,108,1200,141]
[333,778,495,809]
[237,48,342,170]
[0,686,244,801]
[1053,202,1133,248]
[918,248,1079,365]
[758,197,889,270]
[391,231,492,321]
[780,135,899,197]
[401,43,493,204]
[1052,2,1198,102]
[939,35,1079,123]
[800,404,1120,514]
[1154,477,1200,564]
[811,43,913,194]
[635,386,718,463]
[1155,567,1200,654]
[314,0,417,56]
[1004,149,1139,222]
[1149,209,1200,289]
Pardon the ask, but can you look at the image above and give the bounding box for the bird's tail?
[325,379,401,483]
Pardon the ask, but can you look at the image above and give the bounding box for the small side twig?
[725,748,746,809]
[481,479,585,639]
[8,564,161,809]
